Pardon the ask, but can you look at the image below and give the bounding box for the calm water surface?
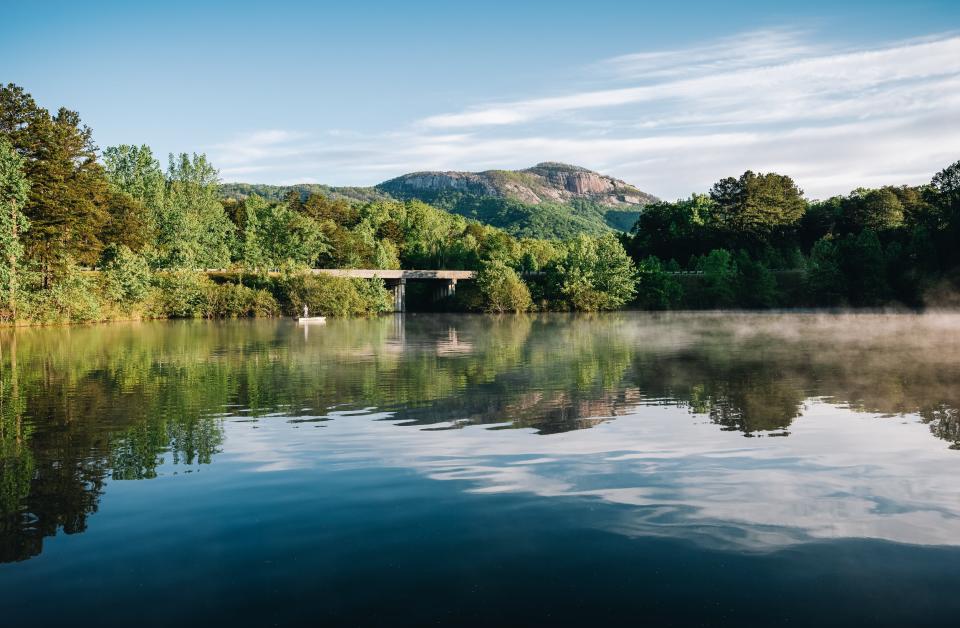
[2,313,960,626]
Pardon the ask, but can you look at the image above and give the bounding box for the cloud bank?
[211,30,960,199]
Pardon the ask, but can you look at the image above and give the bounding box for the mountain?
[376,163,657,238]
[220,163,658,239]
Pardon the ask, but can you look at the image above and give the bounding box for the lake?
[2,313,960,626]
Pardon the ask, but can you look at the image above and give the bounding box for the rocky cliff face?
[379,171,498,198]
[377,163,657,207]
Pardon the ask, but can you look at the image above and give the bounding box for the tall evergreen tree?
[0,83,110,277]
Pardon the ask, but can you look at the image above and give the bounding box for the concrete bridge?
[310,269,475,312]
[206,268,475,312]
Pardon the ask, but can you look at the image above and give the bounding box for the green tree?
[259,201,326,268]
[840,230,889,306]
[806,237,845,305]
[517,238,560,272]
[373,239,401,270]
[22,262,103,323]
[102,144,166,251]
[241,194,268,271]
[635,256,682,310]
[695,249,737,307]
[710,171,806,239]
[103,189,151,253]
[932,160,960,203]
[843,187,905,232]
[476,260,533,313]
[303,193,356,225]
[0,139,30,319]
[630,194,717,262]
[0,84,110,276]
[102,145,166,209]
[931,160,960,267]
[101,245,151,307]
[161,153,235,268]
[733,251,779,308]
[402,200,462,268]
[553,234,637,311]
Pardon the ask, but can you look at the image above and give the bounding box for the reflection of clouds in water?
[223,400,960,550]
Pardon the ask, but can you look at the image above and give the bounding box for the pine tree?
[0,84,110,278]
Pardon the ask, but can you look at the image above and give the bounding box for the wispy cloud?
[210,30,960,199]
[596,28,822,81]
[418,33,960,129]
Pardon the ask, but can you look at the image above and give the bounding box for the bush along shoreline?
[2,82,960,326]
[1,265,396,326]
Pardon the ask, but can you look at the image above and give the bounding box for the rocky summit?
[376,162,657,208]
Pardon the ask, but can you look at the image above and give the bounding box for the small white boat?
[296,306,325,324]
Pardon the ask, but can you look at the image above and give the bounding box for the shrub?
[839,230,890,306]
[561,276,610,312]
[734,251,779,308]
[549,234,637,311]
[806,237,845,306]
[146,270,209,318]
[353,276,394,314]
[146,271,280,318]
[476,261,532,313]
[279,272,391,317]
[21,266,103,323]
[636,256,683,310]
[101,245,151,307]
[694,249,737,308]
[202,282,279,318]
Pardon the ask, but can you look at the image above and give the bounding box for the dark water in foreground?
[2,313,960,626]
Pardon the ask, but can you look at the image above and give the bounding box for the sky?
[2,0,959,199]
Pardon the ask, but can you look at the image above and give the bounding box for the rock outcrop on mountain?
[376,162,656,208]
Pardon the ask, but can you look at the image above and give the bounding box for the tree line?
[627,166,960,309]
[1,82,959,323]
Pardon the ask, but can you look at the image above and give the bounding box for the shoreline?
[1,306,949,330]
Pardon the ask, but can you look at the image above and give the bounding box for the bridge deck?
[203,269,476,280]
[311,269,476,280]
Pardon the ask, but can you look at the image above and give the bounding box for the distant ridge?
[218,182,389,204]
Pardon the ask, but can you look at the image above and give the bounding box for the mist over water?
[2,313,960,626]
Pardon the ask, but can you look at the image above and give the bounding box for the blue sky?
[3,0,959,198]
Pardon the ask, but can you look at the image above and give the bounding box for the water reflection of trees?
[2,313,960,562]
[922,406,960,450]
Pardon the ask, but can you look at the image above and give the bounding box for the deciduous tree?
[0,138,30,318]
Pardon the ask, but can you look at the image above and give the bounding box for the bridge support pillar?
[388,278,406,313]
[432,279,456,304]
